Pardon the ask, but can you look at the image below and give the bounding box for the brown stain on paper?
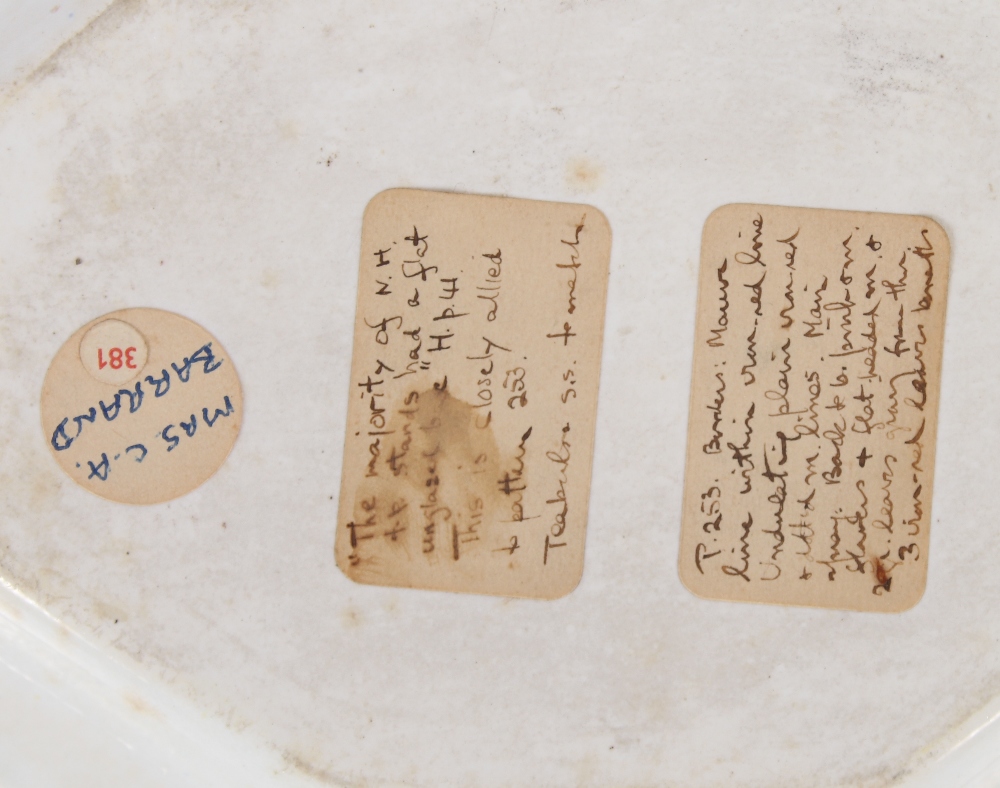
[345,382,507,584]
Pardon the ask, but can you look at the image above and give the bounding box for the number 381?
[97,347,137,370]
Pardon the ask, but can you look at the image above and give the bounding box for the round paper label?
[41,308,243,504]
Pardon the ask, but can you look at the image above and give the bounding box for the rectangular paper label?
[680,204,949,612]
[336,189,611,598]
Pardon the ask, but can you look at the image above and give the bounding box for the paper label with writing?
[336,189,612,598]
[41,308,243,504]
[680,204,949,612]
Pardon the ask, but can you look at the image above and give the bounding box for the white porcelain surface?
[2,2,1000,786]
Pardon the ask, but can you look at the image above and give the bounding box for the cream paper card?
[41,308,243,505]
[680,204,949,612]
[336,189,611,598]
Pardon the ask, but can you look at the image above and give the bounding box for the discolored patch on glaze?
[122,690,163,720]
[565,157,603,193]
